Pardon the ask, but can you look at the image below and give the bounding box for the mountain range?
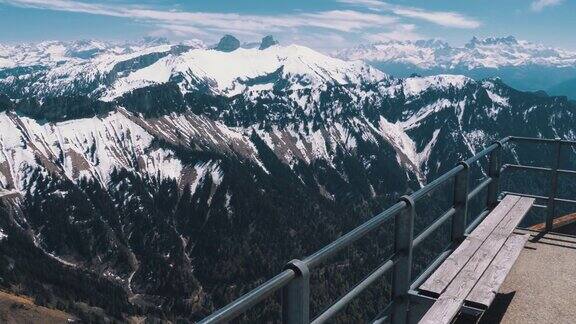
[336,36,576,99]
[0,35,575,322]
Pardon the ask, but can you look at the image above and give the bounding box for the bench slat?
[469,195,522,242]
[420,233,510,323]
[419,197,534,324]
[419,195,521,295]
[487,197,533,240]
[466,233,530,307]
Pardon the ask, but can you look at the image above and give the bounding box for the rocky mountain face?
[214,35,241,52]
[0,36,575,322]
[259,35,279,50]
[337,36,576,97]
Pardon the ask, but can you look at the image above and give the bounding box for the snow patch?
[402,75,469,98]
[377,116,424,183]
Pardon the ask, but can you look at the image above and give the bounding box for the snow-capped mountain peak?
[466,35,519,47]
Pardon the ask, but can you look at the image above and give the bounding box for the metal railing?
[199,136,576,324]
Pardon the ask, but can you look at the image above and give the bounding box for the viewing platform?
[199,136,576,324]
[475,228,576,323]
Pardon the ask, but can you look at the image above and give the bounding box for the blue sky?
[0,0,574,51]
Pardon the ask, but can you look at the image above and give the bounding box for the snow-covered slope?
[104,44,384,98]
[0,37,384,100]
[0,110,180,190]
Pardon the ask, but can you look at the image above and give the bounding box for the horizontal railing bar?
[198,269,296,323]
[413,208,456,248]
[501,191,548,201]
[497,198,547,209]
[410,165,464,201]
[503,164,551,172]
[463,137,511,167]
[502,191,576,205]
[558,168,576,176]
[410,246,455,291]
[555,197,576,205]
[510,136,557,143]
[501,136,513,144]
[501,165,576,176]
[510,136,576,146]
[465,143,499,166]
[468,177,492,200]
[466,209,491,234]
[303,201,406,269]
[503,164,576,176]
[311,257,396,324]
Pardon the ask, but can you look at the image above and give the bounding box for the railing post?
[546,139,562,231]
[487,141,503,209]
[391,196,415,324]
[282,259,310,324]
[452,161,470,243]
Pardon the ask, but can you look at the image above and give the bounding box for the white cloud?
[391,7,480,29]
[1,0,123,16]
[364,24,423,42]
[337,0,481,29]
[0,0,421,51]
[1,0,399,35]
[0,0,481,51]
[291,32,350,51]
[530,0,563,11]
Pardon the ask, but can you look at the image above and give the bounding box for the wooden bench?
[417,195,534,324]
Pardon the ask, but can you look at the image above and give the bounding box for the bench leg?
[408,292,435,324]
[407,291,485,324]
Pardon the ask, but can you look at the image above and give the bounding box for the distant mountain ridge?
[336,36,576,98]
[337,36,576,69]
[0,37,197,68]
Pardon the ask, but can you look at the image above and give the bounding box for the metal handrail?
[413,208,455,248]
[311,257,397,324]
[503,163,576,176]
[468,178,493,200]
[510,136,576,146]
[500,191,576,206]
[201,269,296,323]
[303,201,407,269]
[199,136,575,323]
